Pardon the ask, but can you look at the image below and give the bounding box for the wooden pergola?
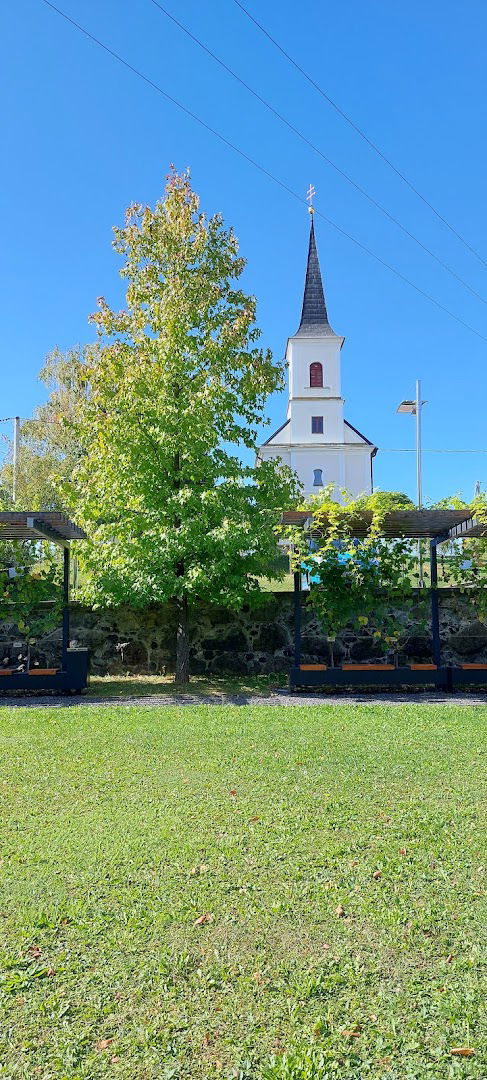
[281,508,487,691]
[0,512,89,693]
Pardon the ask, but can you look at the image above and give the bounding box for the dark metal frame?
[0,513,89,694]
[289,511,487,693]
[290,665,452,690]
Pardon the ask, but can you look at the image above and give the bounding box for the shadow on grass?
[88,673,288,700]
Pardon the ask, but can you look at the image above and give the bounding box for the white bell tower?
[258,210,376,499]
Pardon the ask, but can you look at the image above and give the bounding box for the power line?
[39,0,487,344]
[234,0,487,271]
[380,448,487,454]
[2,415,486,454]
[0,418,61,426]
[149,0,487,308]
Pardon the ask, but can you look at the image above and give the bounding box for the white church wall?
[259,444,373,499]
[287,335,343,399]
[344,450,374,497]
[289,398,344,444]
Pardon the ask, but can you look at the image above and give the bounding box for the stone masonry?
[2,590,486,675]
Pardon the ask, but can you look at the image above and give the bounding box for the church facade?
[258,216,376,499]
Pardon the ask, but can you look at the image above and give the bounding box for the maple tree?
[66,169,299,682]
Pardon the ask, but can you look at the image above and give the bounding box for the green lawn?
[88,674,288,699]
[0,705,485,1079]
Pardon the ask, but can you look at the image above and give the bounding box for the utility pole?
[397,381,426,586]
[12,416,20,505]
[415,379,422,510]
[415,379,424,588]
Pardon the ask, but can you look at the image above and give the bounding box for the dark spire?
[296,216,335,336]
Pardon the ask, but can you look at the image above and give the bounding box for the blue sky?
[2,0,487,502]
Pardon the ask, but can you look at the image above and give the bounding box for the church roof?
[261,418,290,446]
[295,216,336,337]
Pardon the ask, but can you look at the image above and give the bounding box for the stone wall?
[3,590,486,675]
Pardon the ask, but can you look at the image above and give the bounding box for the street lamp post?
[397,380,427,586]
[12,416,20,505]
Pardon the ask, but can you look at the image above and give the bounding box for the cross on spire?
[306,183,316,214]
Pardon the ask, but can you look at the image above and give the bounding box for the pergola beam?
[26,517,69,549]
[446,516,479,541]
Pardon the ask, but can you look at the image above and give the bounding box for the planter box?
[290,665,451,690]
[299,664,327,671]
[409,664,437,670]
[28,669,58,676]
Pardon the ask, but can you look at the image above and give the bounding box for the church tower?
[258,214,376,499]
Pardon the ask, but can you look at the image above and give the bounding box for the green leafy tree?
[65,169,299,682]
[0,346,90,511]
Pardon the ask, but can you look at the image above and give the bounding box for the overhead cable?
[150,0,487,307]
[234,0,487,270]
[39,0,487,344]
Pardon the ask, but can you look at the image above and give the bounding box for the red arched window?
[310,362,323,387]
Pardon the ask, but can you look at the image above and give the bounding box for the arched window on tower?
[313,468,323,487]
[310,362,323,387]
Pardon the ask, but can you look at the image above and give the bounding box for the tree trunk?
[172,437,190,685]
[175,594,190,685]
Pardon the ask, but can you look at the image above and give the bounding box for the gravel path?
[1,690,487,707]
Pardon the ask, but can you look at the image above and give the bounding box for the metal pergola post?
[62,546,70,667]
[429,532,448,668]
[293,570,302,668]
[429,539,440,667]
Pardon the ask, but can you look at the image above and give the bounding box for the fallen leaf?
[252,971,264,984]
[110,1057,121,1064]
[96,1038,114,1051]
[450,1048,475,1057]
[202,1033,212,1047]
[369,1013,378,1022]
[47,967,56,977]
[229,789,237,797]
[249,815,260,823]
[27,945,42,959]
[193,912,213,927]
[446,953,454,963]
[335,904,346,918]
[372,869,382,880]
[398,847,407,856]
[322,943,331,949]
[379,1056,392,1065]
[342,1029,361,1038]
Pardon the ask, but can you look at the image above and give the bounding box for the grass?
[0,704,486,1079]
[88,673,287,699]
